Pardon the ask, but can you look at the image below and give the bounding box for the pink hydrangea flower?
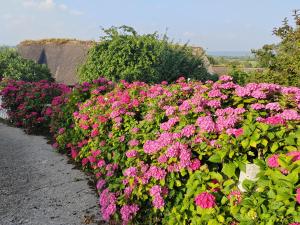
[219,75,233,82]
[120,204,139,223]
[150,185,162,196]
[267,154,280,168]
[158,154,168,163]
[258,116,286,125]
[160,117,179,131]
[58,128,65,134]
[145,166,166,180]
[125,150,138,158]
[128,139,139,147]
[99,189,116,221]
[131,127,139,133]
[124,167,138,177]
[251,103,265,110]
[296,188,300,204]
[265,102,281,111]
[195,192,216,208]
[196,116,216,133]
[181,125,196,137]
[226,128,243,137]
[280,109,300,120]
[164,105,176,116]
[287,151,300,161]
[91,129,99,137]
[82,158,89,166]
[96,179,106,190]
[119,135,125,142]
[97,159,106,168]
[143,140,162,154]
[228,190,242,205]
[189,159,201,171]
[152,195,165,209]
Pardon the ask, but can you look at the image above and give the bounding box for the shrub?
[0,79,69,133]
[78,26,211,84]
[53,75,300,224]
[0,49,52,81]
[49,78,114,151]
[229,65,252,85]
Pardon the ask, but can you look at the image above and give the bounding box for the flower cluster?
[2,75,300,224]
[0,79,69,132]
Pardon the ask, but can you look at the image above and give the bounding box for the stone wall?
[17,39,213,85]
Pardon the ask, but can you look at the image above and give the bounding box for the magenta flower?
[258,116,286,125]
[120,204,139,223]
[280,109,300,120]
[91,129,99,137]
[195,192,216,208]
[251,103,265,110]
[267,154,280,168]
[124,167,138,177]
[228,190,242,205]
[96,179,106,190]
[265,102,281,111]
[219,75,233,82]
[196,116,216,133]
[296,188,300,204]
[189,159,201,171]
[287,151,300,161]
[181,125,196,137]
[82,158,89,166]
[125,150,138,158]
[226,128,243,137]
[152,195,165,209]
[128,139,139,147]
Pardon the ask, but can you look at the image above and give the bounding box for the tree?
[0,49,52,82]
[78,26,212,83]
[251,10,300,87]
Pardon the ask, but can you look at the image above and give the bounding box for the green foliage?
[0,49,52,81]
[50,76,300,224]
[229,66,252,85]
[78,25,211,83]
[252,10,300,87]
[208,55,259,68]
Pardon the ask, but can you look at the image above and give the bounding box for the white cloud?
[22,0,83,15]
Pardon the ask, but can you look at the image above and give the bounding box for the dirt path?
[0,123,102,225]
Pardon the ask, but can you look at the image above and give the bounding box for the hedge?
[1,76,300,224]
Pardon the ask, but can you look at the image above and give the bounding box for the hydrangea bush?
[49,78,114,151]
[0,79,69,133]
[52,76,300,224]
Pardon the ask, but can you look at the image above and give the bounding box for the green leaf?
[222,163,236,178]
[285,145,297,151]
[241,139,249,149]
[217,215,225,223]
[285,136,295,145]
[250,140,257,148]
[270,142,279,152]
[261,139,268,147]
[208,153,222,163]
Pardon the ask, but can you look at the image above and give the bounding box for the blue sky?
[0,0,299,51]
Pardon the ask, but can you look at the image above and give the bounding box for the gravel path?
[0,122,102,225]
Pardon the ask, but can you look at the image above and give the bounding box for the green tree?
[0,49,52,81]
[252,10,300,87]
[78,26,212,83]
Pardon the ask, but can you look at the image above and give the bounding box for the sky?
[0,0,299,52]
